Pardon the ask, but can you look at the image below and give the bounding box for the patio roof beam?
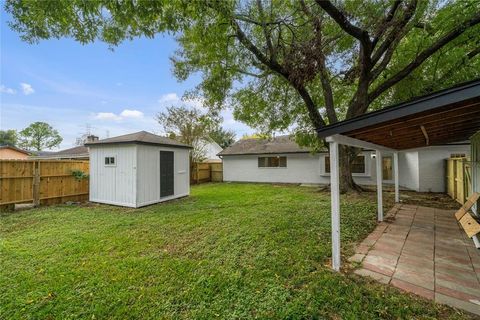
[329,141,341,271]
[346,101,480,137]
[325,134,397,152]
[420,126,430,146]
[394,152,400,203]
[376,150,384,221]
[348,104,480,139]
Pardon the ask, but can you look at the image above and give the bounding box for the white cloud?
[94,112,122,121]
[158,93,205,109]
[0,85,16,94]
[2,102,158,150]
[158,93,180,104]
[20,83,35,95]
[93,109,144,121]
[120,109,144,118]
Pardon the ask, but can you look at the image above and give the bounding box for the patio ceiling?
[317,79,480,150]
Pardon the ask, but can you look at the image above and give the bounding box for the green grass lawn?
[0,183,470,319]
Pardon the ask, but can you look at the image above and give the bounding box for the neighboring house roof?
[32,146,90,159]
[0,145,30,155]
[85,131,192,149]
[54,146,89,156]
[203,139,223,161]
[218,135,313,156]
[33,151,56,157]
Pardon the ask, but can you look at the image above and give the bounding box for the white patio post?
[376,150,383,221]
[329,141,341,271]
[394,152,400,203]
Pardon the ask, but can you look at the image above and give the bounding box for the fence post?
[33,161,40,207]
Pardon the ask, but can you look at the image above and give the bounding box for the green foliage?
[156,106,220,162]
[0,129,18,146]
[209,127,236,148]
[241,132,270,140]
[0,183,468,319]
[5,0,480,154]
[71,170,88,181]
[18,122,63,151]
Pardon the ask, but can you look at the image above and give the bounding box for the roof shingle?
[85,131,192,148]
[218,135,312,156]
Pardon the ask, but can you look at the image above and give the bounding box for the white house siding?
[222,146,470,192]
[204,141,223,162]
[136,145,190,207]
[417,145,470,192]
[89,144,137,207]
[222,152,376,185]
[223,153,326,184]
[398,151,419,191]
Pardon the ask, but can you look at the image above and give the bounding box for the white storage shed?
[86,131,191,208]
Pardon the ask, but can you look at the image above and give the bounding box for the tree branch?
[314,0,371,48]
[371,0,417,66]
[295,84,327,129]
[371,0,403,48]
[232,18,326,130]
[231,19,287,77]
[368,12,480,102]
[256,0,275,59]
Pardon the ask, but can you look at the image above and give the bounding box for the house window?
[258,156,287,168]
[325,155,366,174]
[105,156,116,166]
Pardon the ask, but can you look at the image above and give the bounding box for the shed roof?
[316,79,480,150]
[85,131,192,149]
[218,135,314,156]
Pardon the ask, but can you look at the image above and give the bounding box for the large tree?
[18,122,63,151]
[0,130,18,146]
[6,0,480,191]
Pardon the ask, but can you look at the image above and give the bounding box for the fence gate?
[190,162,223,184]
[446,158,471,204]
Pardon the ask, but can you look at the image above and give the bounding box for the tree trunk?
[338,145,363,193]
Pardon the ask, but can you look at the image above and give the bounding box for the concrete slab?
[350,204,480,316]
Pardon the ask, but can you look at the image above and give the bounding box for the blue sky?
[0,9,253,149]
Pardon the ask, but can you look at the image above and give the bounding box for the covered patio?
[316,79,480,314]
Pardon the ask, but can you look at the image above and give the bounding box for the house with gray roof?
[30,135,99,160]
[218,135,470,192]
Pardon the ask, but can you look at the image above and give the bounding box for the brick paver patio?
[351,204,480,316]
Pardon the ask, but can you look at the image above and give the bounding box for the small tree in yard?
[0,130,18,146]
[6,0,480,191]
[19,122,63,151]
[156,106,218,163]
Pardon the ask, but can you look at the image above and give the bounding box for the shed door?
[160,151,174,197]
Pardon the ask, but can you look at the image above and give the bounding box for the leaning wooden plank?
[455,207,467,221]
[459,213,480,238]
[455,192,480,220]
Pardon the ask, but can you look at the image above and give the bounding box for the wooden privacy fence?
[191,162,223,184]
[446,157,471,204]
[0,160,89,210]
